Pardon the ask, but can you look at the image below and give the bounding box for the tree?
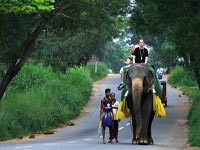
[160,41,176,73]
[103,41,127,73]
[0,0,129,100]
[130,0,200,89]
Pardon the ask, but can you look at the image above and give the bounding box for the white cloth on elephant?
[124,90,129,96]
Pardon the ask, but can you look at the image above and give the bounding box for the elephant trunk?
[132,77,143,139]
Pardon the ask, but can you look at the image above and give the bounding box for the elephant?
[126,63,155,145]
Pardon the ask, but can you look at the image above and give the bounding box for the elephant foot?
[132,139,139,144]
[132,138,153,145]
[148,138,154,145]
[138,139,148,145]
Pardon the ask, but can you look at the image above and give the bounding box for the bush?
[86,62,108,81]
[188,102,200,147]
[168,67,200,147]
[167,67,197,87]
[183,88,200,147]
[8,65,53,92]
[0,63,103,141]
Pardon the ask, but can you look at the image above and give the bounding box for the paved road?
[0,74,189,150]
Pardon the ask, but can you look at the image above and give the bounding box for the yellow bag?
[153,93,166,118]
[116,96,130,119]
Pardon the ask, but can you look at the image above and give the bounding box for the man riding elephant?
[120,39,162,99]
[132,39,162,98]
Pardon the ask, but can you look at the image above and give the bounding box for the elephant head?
[126,63,155,145]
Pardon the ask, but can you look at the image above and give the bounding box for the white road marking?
[118,127,124,130]
[66,141,78,144]
[126,123,130,126]
[43,142,59,146]
[84,138,92,141]
[15,145,32,149]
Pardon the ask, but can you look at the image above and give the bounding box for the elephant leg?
[131,110,139,144]
[126,94,137,144]
[139,93,153,145]
[148,110,155,145]
[147,92,154,145]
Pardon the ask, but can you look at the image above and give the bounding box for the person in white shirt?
[110,92,120,143]
[156,66,164,79]
[117,44,135,90]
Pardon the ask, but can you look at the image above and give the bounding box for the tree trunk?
[0,2,73,101]
[194,69,200,90]
[0,22,43,100]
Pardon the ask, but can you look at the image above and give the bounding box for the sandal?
[109,140,113,144]
[117,83,124,90]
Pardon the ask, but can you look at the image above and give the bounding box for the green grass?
[168,67,200,147]
[86,62,108,81]
[0,62,108,141]
[180,87,200,147]
[167,67,197,87]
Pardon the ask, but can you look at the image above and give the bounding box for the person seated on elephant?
[117,44,135,90]
[100,88,113,144]
[132,39,162,98]
[132,39,148,64]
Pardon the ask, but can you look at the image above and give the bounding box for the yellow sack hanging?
[153,93,166,118]
[116,96,130,119]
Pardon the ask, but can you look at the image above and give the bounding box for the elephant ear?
[148,69,154,92]
[142,67,154,93]
[126,71,132,92]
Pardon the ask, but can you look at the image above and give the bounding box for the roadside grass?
[86,62,108,81]
[0,62,108,141]
[168,67,200,147]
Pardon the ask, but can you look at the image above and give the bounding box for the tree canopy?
[0,0,55,13]
[0,0,129,100]
[130,0,200,88]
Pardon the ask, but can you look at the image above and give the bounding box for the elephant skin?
[126,63,155,145]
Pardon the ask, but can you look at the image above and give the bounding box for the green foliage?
[0,0,128,73]
[180,87,200,147]
[188,102,200,146]
[32,31,99,72]
[86,62,108,81]
[0,0,55,13]
[130,0,200,88]
[0,63,108,141]
[0,0,129,101]
[65,67,92,97]
[102,41,127,73]
[167,67,197,87]
[8,65,52,92]
[168,67,200,147]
